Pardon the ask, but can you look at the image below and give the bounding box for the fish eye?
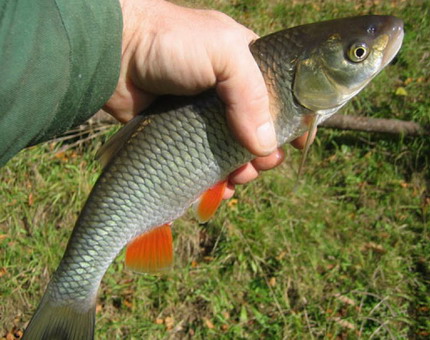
[348,43,369,62]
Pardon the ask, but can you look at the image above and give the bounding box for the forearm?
[0,0,123,166]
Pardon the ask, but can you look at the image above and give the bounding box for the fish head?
[293,15,404,115]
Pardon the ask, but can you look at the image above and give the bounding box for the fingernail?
[256,121,277,155]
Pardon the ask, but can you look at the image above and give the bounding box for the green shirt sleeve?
[0,0,122,166]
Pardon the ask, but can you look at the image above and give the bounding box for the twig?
[320,114,428,136]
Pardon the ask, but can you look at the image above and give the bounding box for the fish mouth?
[382,17,404,67]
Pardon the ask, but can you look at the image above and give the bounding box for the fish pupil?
[355,47,366,58]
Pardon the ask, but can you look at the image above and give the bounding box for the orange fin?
[194,180,227,223]
[125,224,173,273]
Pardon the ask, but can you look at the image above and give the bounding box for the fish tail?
[22,293,95,340]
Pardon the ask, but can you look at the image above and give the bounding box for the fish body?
[23,16,403,339]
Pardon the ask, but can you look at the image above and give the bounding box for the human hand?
[103,0,315,198]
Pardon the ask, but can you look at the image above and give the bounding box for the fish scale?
[47,96,252,306]
[22,15,403,339]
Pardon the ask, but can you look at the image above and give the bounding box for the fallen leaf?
[269,277,276,287]
[123,299,133,309]
[326,263,336,271]
[227,199,238,207]
[28,193,34,206]
[204,318,215,329]
[361,242,386,254]
[404,77,414,85]
[400,181,409,188]
[222,311,230,320]
[334,293,356,306]
[0,268,7,277]
[54,152,67,161]
[165,316,174,330]
[276,251,287,261]
[332,317,356,330]
[395,87,408,96]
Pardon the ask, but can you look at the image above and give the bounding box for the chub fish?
[23,15,404,339]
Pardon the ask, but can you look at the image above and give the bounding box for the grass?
[1,0,429,339]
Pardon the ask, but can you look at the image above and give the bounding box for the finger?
[223,182,236,200]
[290,128,318,150]
[251,148,285,171]
[229,163,259,185]
[215,35,277,157]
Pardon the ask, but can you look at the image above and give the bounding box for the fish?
[22,15,403,339]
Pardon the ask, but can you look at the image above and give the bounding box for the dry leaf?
[332,317,356,330]
[269,277,276,287]
[276,251,287,260]
[395,87,408,96]
[204,318,215,329]
[227,199,238,207]
[54,152,67,161]
[334,293,356,306]
[123,299,133,309]
[165,316,174,330]
[28,193,34,206]
[404,77,414,85]
[0,268,7,278]
[400,181,409,188]
[361,242,386,254]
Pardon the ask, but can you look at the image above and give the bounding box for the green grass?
[1,0,429,339]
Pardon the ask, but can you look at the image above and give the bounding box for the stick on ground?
[320,114,428,136]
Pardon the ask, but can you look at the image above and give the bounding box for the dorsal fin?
[193,180,227,223]
[125,224,173,273]
[96,115,147,168]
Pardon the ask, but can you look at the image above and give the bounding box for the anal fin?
[125,224,173,273]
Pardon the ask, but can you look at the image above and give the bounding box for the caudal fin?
[22,293,95,340]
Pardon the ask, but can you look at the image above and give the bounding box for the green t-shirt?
[0,0,122,166]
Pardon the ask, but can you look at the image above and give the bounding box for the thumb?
[215,37,277,157]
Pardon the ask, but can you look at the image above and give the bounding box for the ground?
[1,0,429,339]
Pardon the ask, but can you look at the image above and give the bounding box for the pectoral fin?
[297,114,319,181]
[125,224,173,273]
[194,180,227,223]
